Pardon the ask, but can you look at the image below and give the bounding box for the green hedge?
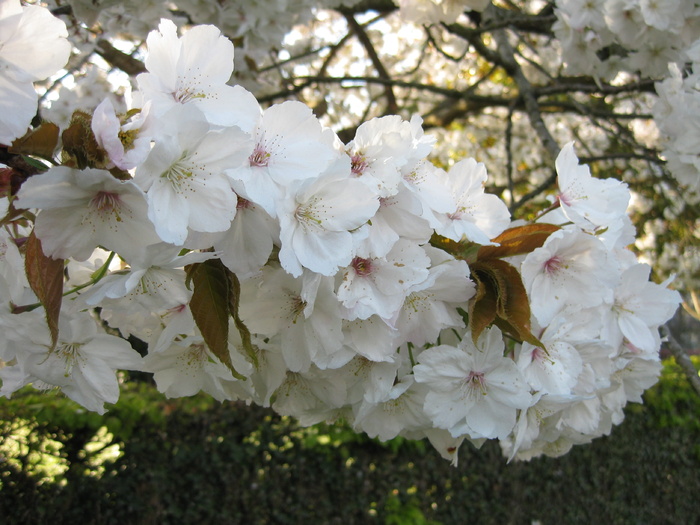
[1,358,699,525]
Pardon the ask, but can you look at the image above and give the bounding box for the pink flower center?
[237,196,252,210]
[543,255,564,274]
[351,256,374,277]
[350,153,369,176]
[465,370,487,395]
[531,346,546,363]
[90,191,121,214]
[249,144,271,167]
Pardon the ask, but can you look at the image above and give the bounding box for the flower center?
[351,256,374,277]
[465,370,487,396]
[173,85,206,104]
[350,153,369,176]
[237,196,253,210]
[543,255,564,274]
[290,294,307,323]
[161,155,193,188]
[90,191,122,214]
[249,144,271,167]
[56,342,84,377]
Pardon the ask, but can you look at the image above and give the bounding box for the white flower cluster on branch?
[0,1,688,465]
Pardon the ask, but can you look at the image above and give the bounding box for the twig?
[660,324,700,398]
[342,10,399,114]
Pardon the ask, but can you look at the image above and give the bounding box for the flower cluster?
[653,56,700,200]
[553,0,700,79]
[0,10,682,464]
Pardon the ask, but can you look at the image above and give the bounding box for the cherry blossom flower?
[137,18,259,129]
[277,157,379,277]
[0,0,71,144]
[240,267,344,372]
[555,142,630,231]
[604,263,681,356]
[414,326,533,440]
[226,100,338,217]
[521,228,619,325]
[391,246,475,346]
[338,239,430,321]
[16,167,160,261]
[91,98,155,171]
[0,310,143,414]
[434,158,511,245]
[134,106,253,245]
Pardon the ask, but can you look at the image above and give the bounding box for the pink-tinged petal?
[618,312,657,353]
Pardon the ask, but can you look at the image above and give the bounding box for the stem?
[12,251,116,313]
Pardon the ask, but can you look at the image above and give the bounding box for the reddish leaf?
[24,231,64,349]
[489,259,542,347]
[188,259,245,380]
[228,271,259,369]
[9,122,60,161]
[468,259,542,348]
[61,110,107,169]
[478,223,560,260]
[468,269,498,345]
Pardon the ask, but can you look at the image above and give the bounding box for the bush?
[1,359,698,524]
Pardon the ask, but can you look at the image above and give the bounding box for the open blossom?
[346,116,418,198]
[521,228,619,325]
[91,98,155,171]
[391,246,475,346]
[338,240,431,321]
[84,243,213,312]
[227,100,338,217]
[137,18,259,129]
[0,309,144,414]
[434,158,511,245]
[414,326,533,440]
[16,167,160,261]
[604,263,681,356]
[240,267,344,372]
[134,106,253,245]
[0,0,71,144]
[277,157,379,277]
[555,142,630,231]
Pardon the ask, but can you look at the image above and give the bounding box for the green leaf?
[429,232,481,263]
[188,259,245,380]
[24,231,64,350]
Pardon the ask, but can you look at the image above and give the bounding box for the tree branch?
[95,39,146,76]
[341,10,399,114]
[660,324,700,398]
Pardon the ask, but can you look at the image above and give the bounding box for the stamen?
[350,153,369,176]
[351,256,374,277]
[249,144,271,167]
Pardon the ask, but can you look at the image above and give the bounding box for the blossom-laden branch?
[0,0,696,468]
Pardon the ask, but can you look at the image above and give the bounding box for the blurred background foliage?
[1,356,698,525]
